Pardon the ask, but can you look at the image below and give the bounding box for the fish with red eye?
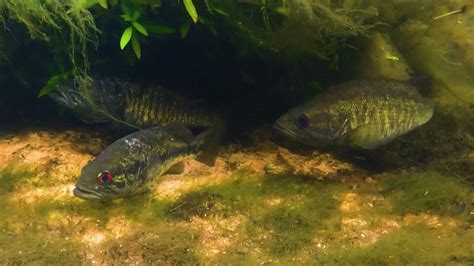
[97,171,113,185]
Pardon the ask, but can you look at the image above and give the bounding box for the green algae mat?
[0,124,472,265]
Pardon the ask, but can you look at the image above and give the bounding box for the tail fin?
[193,119,226,167]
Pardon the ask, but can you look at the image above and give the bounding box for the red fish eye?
[97,171,113,185]
[297,114,310,128]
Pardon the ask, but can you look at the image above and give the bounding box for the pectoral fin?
[193,120,225,167]
[164,162,186,175]
[347,124,391,150]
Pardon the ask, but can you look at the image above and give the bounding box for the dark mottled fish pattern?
[73,125,209,200]
[50,77,219,130]
[50,77,223,200]
[274,80,434,149]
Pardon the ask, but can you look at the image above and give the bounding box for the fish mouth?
[273,120,297,139]
[73,186,104,200]
[274,120,324,147]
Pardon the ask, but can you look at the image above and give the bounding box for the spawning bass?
[50,77,219,130]
[73,125,208,200]
[274,80,434,150]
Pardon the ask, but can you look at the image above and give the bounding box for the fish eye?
[97,171,113,185]
[296,114,310,128]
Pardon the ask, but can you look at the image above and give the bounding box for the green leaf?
[131,34,141,59]
[121,1,131,16]
[213,8,229,16]
[38,73,71,97]
[180,23,191,39]
[132,22,148,36]
[120,27,133,50]
[183,0,198,23]
[120,14,131,21]
[98,0,108,9]
[131,10,141,21]
[148,0,162,9]
[143,24,175,34]
[273,6,289,16]
[82,0,103,9]
[109,0,118,5]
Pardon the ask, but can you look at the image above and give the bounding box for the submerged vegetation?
[0,0,98,74]
[0,0,382,95]
[0,0,473,264]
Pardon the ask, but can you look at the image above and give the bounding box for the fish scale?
[275,79,434,150]
[73,125,207,200]
[118,80,217,129]
[51,77,224,200]
[353,95,425,139]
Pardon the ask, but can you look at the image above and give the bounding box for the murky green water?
[0,0,473,264]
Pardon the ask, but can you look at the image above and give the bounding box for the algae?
[0,126,473,264]
[390,1,474,106]
[315,224,474,264]
[103,227,201,265]
[379,172,472,218]
[0,0,473,264]
[0,168,34,194]
[0,0,98,74]
[352,32,413,81]
[213,0,380,59]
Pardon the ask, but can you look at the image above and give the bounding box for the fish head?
[50,79,87,111]
[73,137,150,200]
[50,78,124,124]
[274,102,344,147]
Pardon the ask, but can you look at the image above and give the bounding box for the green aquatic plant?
[118,1,150,59]
[0,0,203,94]
[211,0,379,59]
[88,0,200,60]
[238,0,289,30]
[0,0,98,74]
[1,0,381,98]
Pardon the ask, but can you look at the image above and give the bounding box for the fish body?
[73,125,208,200]
[51,77,224,200]
[50,77,219,130]
[274,80,434,150]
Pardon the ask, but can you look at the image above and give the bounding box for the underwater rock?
[392,8,474,107]
[353,32,413,81]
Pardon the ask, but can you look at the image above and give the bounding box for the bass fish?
[50,77,223,200]
[73,124,212,200]
[274,80,434,150]
[50,76,219,130]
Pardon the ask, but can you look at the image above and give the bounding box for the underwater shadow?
[271,131,393,173]
[166,171,345,256]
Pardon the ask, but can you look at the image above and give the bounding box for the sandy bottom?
[0,124,472,264]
